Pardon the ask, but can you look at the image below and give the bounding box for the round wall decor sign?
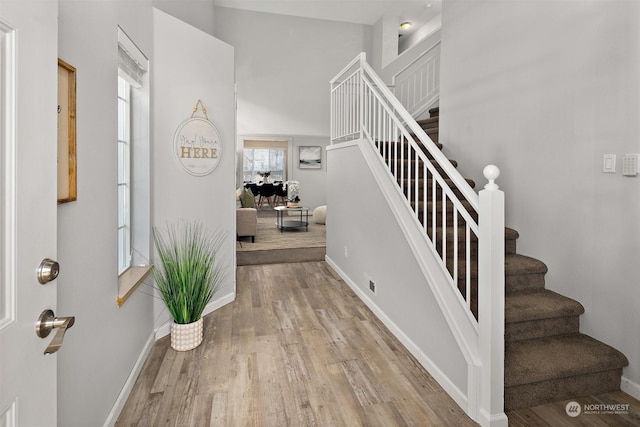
[173,117,222,176]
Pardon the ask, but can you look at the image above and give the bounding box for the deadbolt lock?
[37,258,59,284]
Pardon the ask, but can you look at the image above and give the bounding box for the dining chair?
[257,183,276,209]
[274,183,288,206]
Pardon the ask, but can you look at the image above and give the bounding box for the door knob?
[37,258,59,284]
[35,309,75,355]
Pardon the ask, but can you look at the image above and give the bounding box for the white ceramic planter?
[171,317,203,351]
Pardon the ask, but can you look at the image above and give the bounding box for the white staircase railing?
[392,39,440,117]
[330,53,507,427]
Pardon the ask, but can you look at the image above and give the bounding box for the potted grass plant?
[152,221,225,351]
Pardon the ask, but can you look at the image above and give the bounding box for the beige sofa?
[236,187,257,242]
[237,208,257,242]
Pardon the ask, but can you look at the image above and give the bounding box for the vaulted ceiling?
[214,0,441,35]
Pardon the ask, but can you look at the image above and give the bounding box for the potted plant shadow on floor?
[152,221,226,351]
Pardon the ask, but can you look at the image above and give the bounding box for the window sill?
[117,265,152,307]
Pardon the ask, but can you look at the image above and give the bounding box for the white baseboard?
[103,332,155,427]
[325,255,468,412]
[155,291,235,340]
[622,376,640,401]
[478,409,509,427]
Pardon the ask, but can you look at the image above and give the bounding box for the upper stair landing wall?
[326,139,475,414]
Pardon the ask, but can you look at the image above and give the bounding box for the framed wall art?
[299,146,322,169]
[57,58,77,203]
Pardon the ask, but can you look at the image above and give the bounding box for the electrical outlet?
[369,280,376,293]
[344,246,348,258]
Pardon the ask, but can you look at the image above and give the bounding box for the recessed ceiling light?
[400,22,412,30]
[426,3,432,7]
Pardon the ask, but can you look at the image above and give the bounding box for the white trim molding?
[103,333,155,427]
[621,376,640,401]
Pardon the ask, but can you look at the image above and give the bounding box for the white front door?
[0,2,60,425]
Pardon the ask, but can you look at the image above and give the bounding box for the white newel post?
[478,165,508,427]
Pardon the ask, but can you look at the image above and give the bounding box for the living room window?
[243,140,289,182]
[117,26,151,306]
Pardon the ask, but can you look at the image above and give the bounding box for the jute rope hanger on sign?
[190,99,209,121]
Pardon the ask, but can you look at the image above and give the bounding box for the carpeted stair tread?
[456,253,546,281]
[505,334,629,388]
[505,227,519,241]
[429,106,439,117]
[505,290,584,323]
[417,117,439,131]
[409,129,439,142]
[505,253,548,276]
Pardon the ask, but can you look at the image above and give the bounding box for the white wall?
[214,7,367,137]
[371,14,399,71]
[152,0,215,36]
[152,9,236,331]
[215,7,366,208]
[57,2,155,425]
[440,0,640,395]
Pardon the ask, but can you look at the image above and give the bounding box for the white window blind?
[117,27,147,88]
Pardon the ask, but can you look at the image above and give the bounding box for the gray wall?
[56,3,236,425]
[57,2,154,425]
[153,0,216,36]
[440,0,640,393]
[215,7,368,209]
[214,7,367,137]
[152,9,236,331]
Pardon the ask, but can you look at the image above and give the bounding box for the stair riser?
[506,317,580,342]
[378,142,441,159]
[383,157,457,168]
[383,160,458,178]
[431,234,517,257]
[506,274,546,294]
[505,368,624,411]
[420,123,439,132]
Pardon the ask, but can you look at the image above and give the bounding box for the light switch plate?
[603,154,616,173]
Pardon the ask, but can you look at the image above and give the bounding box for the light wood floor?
[117,260,640,426]
[116,262,477,426]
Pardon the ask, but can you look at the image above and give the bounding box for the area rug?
[236,208,326,265]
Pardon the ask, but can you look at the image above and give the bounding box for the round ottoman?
[313,205,327,224]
